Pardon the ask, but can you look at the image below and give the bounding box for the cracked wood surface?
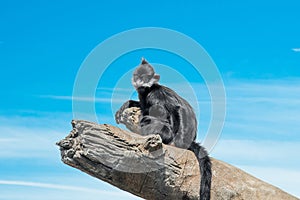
[57,120,200,199]
[57,108,298,200]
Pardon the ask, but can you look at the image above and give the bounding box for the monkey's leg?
[169,105,197,149]
[140,115,174,144]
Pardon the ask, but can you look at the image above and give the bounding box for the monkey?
[115,58,211,200]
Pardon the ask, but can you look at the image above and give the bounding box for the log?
[56,108,298,200]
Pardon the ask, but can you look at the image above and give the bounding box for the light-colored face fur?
[132,58,160,89]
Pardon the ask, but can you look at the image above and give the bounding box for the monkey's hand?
[115,100,140,124]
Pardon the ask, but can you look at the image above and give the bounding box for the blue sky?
[1,0,300,199]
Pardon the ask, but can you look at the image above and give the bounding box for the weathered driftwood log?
[57,107,298,200]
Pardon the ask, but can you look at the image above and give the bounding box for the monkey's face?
[132,60,160,89]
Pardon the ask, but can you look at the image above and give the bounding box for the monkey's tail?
[188,141,212,200]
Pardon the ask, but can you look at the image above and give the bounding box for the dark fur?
[115,59,211,200]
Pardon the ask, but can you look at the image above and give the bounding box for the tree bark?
[57,107,298,200]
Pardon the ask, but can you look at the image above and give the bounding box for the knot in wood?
[56,138,73,150]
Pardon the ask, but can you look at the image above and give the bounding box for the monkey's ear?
[153,74,160,82]
[141,57,148,65]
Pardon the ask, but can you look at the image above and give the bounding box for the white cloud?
[0,112,73,159]
[292,48,300,52]
[212,139,300,198]
[218,79,300,137]
[36,79,300,142]
[0,115,140,199]
[0,111,72,129]
[0,113,115,159]
[39,95,125,103]
[97,87,134,92]
[0,180,141,200]
[0,107,299,198]
[0,180,105,193]
[236,166,300,198]
[0,125,63,158]
[168,79,300,140]
[212,139,300,167]
[3,79,300,198]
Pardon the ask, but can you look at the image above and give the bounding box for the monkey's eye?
[142,74,152,80]
[147,74,153,79]
[133,75,141,82]
[139,75,147,81]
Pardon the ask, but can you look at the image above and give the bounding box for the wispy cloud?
[39,95,125,103]
[0,125,62,158]
[0,112,115,159]
[37,79,300,141]
[97,87,134,92]
[0,110,72,128]
[1,82,300,198]
[292,48,300,52]
[212,139,300,197]
[0,180,142,199]
[167,79,300,140]
[0,180,104,193]
[236,166,300,198]
[212,139,300,168]
[0,114,140,200]
[208,79,300,138]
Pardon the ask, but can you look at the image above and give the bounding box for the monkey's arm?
[115,100,140,124]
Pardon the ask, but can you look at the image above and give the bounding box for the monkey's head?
[132,58,160,89]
